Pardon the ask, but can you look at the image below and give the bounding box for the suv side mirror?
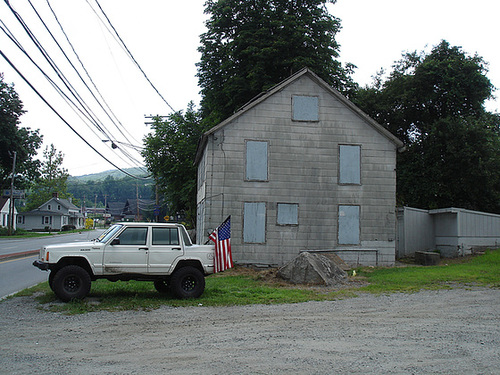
[111,238,120,245]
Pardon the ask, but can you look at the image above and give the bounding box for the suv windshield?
[96,224,123,243]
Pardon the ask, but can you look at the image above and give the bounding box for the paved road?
[0,231,103,258]
[0,230,104,299]
[0,255,47,299]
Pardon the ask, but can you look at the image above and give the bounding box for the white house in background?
[0,197,17,231]
[195,68,405,267]
[17,193,84,231]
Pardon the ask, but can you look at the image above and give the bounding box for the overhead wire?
[45,0,141,147]
[1,6,143,172]
[0,21,111,144]
[0,49,150,180]
[2,0,148,173]
[1,0,175,177]
[91,0,177,113]
[3,0,114,139]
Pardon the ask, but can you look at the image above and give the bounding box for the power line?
[1,1,171,174]
[45,0,141,147]
[2,0,146,170]
[91,0,177,114]
[0,19,144,170]
[3,0,114,140]
[0,49,150,180]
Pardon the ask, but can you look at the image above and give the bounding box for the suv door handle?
[139,247,149,250]
[172,247,182,251]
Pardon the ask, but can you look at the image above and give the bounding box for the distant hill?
[69,168,151,182]
[67,168,155,208]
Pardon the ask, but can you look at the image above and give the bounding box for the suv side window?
[117,227,148,245]
[152,227,179,245]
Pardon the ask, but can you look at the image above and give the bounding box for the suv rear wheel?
[52,265,91,302]
[170,266,205,299]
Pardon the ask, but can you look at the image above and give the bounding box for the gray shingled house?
[17,194,84,231]
[195,68,404,267]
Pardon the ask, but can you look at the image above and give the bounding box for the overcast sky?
[1,0,498,177]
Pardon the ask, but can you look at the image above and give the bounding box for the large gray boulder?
[277,252,348,286]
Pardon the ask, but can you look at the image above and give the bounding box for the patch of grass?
[0,228,94,238]
[357,249,500,293]
[9,249,500,314]
[29,275,348,314]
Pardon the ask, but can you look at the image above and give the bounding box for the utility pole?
[155,182,159,223]
[104,194,108,222]
[94,194,97,228]
[8,151,17,236]
[136,182,140,222]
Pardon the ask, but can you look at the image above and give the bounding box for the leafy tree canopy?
[142,103,204,226]
[67,175,153,208]
[25,144,70,211]
[197,0,356,126]
[0,73,42,189]
[355,40,494,144]
[354,40,500,212]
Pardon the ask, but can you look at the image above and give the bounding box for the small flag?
[209,216,233,273]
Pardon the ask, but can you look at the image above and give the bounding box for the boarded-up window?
[246,141,268,181]
[339,145,361,184]
[292,95,319,121]
[277,203,299,225]
[244,202,266,243]
[338,205,360,245]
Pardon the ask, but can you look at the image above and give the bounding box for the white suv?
[33,222,214,302]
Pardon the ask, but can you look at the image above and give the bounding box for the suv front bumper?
[33,260,50,271]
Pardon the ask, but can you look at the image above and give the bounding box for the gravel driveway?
[1,287,499,374]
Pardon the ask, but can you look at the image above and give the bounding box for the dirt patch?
[214,265,366,290]
[1,287,498,374]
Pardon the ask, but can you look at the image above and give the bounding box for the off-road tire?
[170,266,205,299]
[52,265,91,302]
[153,279,170,294]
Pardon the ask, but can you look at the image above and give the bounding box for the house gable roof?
[195,67,404,164]
[39,197,80,211]
[0,197,8,210]
[22,209,65,217]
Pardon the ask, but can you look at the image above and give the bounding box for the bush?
[0,227,30,236]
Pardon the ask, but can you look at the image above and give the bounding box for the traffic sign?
[3,189,25,198]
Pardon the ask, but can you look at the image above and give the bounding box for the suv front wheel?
[170,266,205,299]
[52,265,91,302]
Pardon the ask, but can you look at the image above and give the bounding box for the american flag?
[209,216,233,273]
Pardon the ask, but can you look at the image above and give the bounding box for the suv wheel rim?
[64,275,80,293]
[181,276,196,291]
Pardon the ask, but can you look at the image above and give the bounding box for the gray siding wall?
[18,214,64,231]
[396,207,435,257]
[197,75,398,266]
[396,207,500,257]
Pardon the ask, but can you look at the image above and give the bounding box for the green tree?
[197,0,356,126]
[67,175,153,207]
[142,103,204,226]
[0,73,42,189]
[26,144,70,210]
[354,40,500,212]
